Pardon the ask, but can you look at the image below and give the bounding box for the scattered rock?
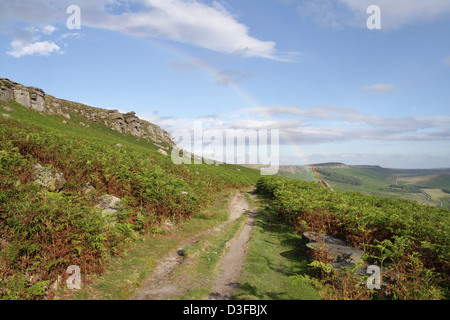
[96,194,123,219]
[33,164,66,191]
[1,114,11,118]
[2,105,15,112]
[81,184,94,197]
[162,219,175,231]
[157,149,168,156]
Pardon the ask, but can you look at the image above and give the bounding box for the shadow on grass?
[234,282,288,300]
[233,202,320,300]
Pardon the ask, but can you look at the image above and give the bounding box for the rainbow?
[140,38,317,180]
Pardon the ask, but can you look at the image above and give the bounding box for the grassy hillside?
[0,100,260,299]
[276,164,450,209]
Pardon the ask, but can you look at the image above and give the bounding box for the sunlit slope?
[0,100,259,299]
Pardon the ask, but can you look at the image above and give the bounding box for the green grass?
[233,200,321,300]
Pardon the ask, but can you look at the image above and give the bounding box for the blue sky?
[1,0,449,168]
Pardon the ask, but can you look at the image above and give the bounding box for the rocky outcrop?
[309,163,350,169]
[0,79,46,113]
[0,80,14,102]
[278,163,350,175]
[0,77,174,147]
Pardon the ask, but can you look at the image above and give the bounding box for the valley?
[270,163,450,209]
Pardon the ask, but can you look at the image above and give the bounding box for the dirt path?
[129,191,256,300]
[208,206,257,300]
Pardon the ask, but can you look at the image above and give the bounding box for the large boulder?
[302,231,399,288]
[302,231,364,268]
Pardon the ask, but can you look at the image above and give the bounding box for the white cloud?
[140,105,450,168]
[144,104,450,149]
[238,105,450,143]
[4,20,63,58]
[0,0,296,61]
[94,0,295,61]
[59,32,81,39]
[42,24,57,35]
[7,40,61,58]
[362,83,397,94]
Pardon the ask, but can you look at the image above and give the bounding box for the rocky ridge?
[0,78,174,147]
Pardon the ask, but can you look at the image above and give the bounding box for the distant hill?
[274,163,450,209]
[307,162,350,168]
